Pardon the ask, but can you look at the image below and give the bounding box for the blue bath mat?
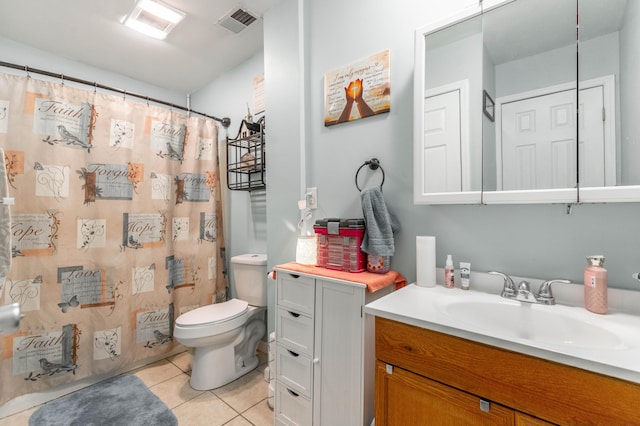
[29,374,178,426]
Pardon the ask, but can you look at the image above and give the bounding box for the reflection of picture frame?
[483,90,495,122]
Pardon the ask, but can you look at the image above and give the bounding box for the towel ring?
[355,158,385,192]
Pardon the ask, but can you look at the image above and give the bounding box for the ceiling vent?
[217,8,258,33]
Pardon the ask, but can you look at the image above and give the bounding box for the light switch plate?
[307,187,317,209]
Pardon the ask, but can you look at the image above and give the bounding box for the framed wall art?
[324,49,390,127]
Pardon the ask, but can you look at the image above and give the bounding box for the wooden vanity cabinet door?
[515,412,556,426]
[375,361,514,425]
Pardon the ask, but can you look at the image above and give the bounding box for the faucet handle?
[537,279,571,304]
[488,271,516,298]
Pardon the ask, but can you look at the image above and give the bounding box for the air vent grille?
[218,8,259,33]
[231,9,257,26]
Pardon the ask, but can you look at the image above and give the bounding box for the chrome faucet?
[535,279,572,305]
[488,271,516,299]
[489,272,570,305]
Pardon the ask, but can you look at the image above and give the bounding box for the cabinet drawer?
[277,273,315,315]
[276,308,314,355]
[276,343,312,397]
[275,382,312,426]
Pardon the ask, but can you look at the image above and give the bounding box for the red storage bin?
[313,218,366,273]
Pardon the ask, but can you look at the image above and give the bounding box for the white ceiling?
[0,0,282,94]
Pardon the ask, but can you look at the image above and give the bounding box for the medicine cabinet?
[413,0,640,204]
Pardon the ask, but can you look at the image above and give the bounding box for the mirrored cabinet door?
[577,0,640,202]
[413,6,484,205]
[481,0,578,204]
[413,0,640,204]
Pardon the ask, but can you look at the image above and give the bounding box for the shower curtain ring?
[123,89,127,100]
[93,82,97,93]
[24,66,30,78]
[146,96,150,107]
[60,74,65,86]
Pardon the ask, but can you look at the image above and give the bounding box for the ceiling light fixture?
[122,0,185,40]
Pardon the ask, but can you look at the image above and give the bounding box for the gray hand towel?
[360,187,399,257]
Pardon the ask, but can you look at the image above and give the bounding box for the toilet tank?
[230,254,268,307]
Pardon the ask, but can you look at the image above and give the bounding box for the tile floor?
[0,349,274,426]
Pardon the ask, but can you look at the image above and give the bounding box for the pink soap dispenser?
[584,255,608,314]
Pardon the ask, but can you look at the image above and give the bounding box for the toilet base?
[188,316,265,390]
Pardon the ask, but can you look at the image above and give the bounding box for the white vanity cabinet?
[274,268,395,426]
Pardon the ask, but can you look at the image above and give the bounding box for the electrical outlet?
[307,187,318,209]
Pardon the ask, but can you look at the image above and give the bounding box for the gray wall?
[261,0,640,330]
[263,0,305,334]
[191,52,268,299]
[0,36,185,105]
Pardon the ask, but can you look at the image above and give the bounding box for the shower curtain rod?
[0,61,231,128]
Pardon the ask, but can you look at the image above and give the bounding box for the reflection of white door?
[498,76,614,191]
[422,80,469,193]
[501,89,576,190]
[579,86,606,187]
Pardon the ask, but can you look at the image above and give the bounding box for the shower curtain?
[0,73,227,404]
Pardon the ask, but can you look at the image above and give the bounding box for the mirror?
[481,0,578,203]
[414,0,640,204]
[577,0,640,202]
[413,6,483,204]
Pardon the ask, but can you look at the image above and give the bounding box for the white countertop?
[365,283,640,385]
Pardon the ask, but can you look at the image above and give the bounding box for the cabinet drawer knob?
[287,349,299,357]
[479,399,491,413]
[313,358,320,365]
[288,311,300,318]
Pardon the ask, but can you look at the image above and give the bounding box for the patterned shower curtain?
[0,73,227,404]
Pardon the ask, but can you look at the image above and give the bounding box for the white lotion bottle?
[445,254,454,288]
[460,262,471,290]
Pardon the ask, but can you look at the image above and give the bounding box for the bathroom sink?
[437,298,627,349]
[365,283,640,385]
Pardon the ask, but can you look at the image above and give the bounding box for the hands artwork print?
[337,78,375,123]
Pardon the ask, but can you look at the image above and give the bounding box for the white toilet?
[174,253,268,390]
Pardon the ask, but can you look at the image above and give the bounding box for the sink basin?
[365,283,640,384]
[438,298,626,349]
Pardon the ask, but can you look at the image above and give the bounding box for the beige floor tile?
[172,392,237,426]
[213,368,268,413]
[149,372,203,409]
[223,415,252,426]
[0,407,36,426]
[132,359,183,387]
[242,399,274,426]
[167,350,192,373]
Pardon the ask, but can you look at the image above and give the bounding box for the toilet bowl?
[173,254,268,390]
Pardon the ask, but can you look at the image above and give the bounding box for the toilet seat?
[174,299,249,339]
[176,299,248,327]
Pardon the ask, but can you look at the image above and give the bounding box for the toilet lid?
[175,299,248,327]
